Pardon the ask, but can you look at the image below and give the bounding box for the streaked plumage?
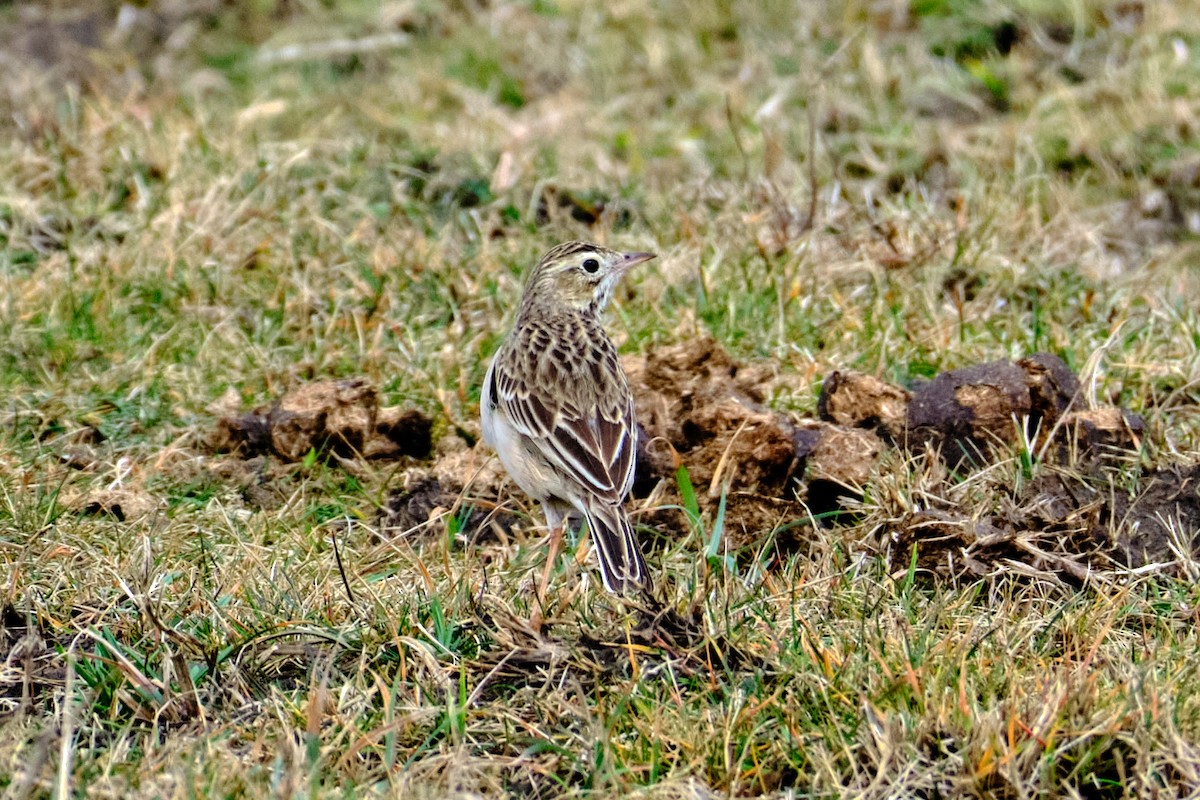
[481,241,653,594]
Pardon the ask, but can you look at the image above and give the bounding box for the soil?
[620,335,892,547]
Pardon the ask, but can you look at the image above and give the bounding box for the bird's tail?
[583,504,650,595]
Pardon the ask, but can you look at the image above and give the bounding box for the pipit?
[481,241,654,598]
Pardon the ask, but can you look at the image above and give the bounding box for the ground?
[2,1,1200,797]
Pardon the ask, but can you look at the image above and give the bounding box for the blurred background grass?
[4,0,1198,439]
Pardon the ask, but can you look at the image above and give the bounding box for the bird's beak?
[617,251,656,272]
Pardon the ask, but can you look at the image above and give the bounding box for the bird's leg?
[531,516,566,631]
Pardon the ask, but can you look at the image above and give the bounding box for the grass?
[3,0,1200,797]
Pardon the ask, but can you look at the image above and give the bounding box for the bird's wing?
[490,345,635,505]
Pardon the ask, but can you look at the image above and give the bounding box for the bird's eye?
[582,257,600,274]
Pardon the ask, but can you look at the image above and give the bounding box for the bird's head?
[522,241,655,313]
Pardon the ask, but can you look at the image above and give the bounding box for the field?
[3,1,1200,797]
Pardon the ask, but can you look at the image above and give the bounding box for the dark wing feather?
[583,502,649,593]
[551,414,616,495]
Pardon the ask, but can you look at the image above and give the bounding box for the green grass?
[3,0,1200,797]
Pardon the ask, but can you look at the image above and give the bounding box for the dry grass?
[3,0,1200,797]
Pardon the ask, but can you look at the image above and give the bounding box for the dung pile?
[202,338,1191,583]
[814,355,1186,580]
[210,379,433,462]
[885,465,1200,582]
[819,354,1143,467]
[621,335,883,548]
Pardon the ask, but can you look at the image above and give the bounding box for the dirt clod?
[798,421,883,521]
[817,370,911,441]
[906,359,1032,467]
[269,379,377,461]
[799,422,883,489]
[378,478,517,543]
[1108,465,1200,567]
[627,336,765,452]
[430,434,508,496]
[379,435,515,541]
[901,353,1088,468]
[1063,407,1145,463]
[631,422,677,498]
[1018,352,1080,423]
[380,477,453,535]
[211,410,273,455]
[625,335,799,495]
[624,337,882,547]
[210,379,432,462]
[370,405,435,460]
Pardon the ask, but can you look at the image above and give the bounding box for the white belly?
[481,355,579,523]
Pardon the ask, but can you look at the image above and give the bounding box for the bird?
[481,241,654,599]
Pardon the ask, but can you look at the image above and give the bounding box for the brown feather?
[481,240,653,594]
